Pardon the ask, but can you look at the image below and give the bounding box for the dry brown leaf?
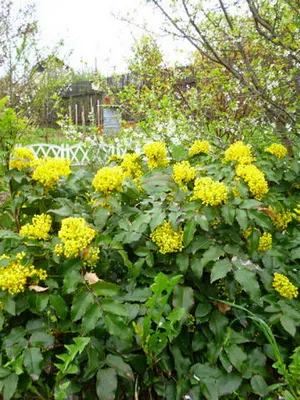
[29,285,49,292]
[211,301,231,313]
[84,272,101,284]
[253,206,276,219]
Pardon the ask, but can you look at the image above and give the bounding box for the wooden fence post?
[97,100,100,126]
[75,104,78,126]
[82,106,86,135]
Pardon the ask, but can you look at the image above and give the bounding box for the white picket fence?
[16,140,143,166]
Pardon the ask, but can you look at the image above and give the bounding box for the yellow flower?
[189,140,210,156]
[9,147,35,171]
[56,217,96,259]
[224,141,254,165]
[257,232,272,252]
[0,253,47,295]
[20,213,52,240]
[235,164,268,200]
[150,221,183,254]
[265,144,288,159]
[191,177,228,206]
[92,166,125,195]
[272,273,298,299]
[121,153,143,180]
[268,207,292,231]
[292,207,300,222]
[82,246,100,267]
[31,158,71,189]
[173,161,196,185]
[108,154,123,163]
[143,142,169,169]
[243,226,252,239]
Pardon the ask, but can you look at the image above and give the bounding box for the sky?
[31,0,192,76]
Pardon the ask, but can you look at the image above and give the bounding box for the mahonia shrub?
[0,141,299,400]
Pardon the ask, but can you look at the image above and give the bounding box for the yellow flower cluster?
[108,154,123,163]
[269,207,292,231]
[224,142,254,165]
[143,142,169,169]
[20,213,52,240]
[9,147,36,171]
[121,153,143,180]
[265,144,288,159]
[257,232,272,252]
[92,166,125,195]
[55,217,96,259]
[243,226,252,239]
[235,164,268,200]
[192,177,229,206]
[31,158,71,189]
[0,253,47,295]
[292,208,300,222]
[82,246,100,267]
[172,161,196,185]
[150,221,183,254]
[272,273,298,299]
[189,140,210,156]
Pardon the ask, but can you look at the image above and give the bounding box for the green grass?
[18,127,81,146]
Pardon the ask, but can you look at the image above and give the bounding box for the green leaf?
[251,375,269,397]
[23,347,43,380]
[176,253,189,273]
[63,269,83,294]
[209,310,228,340]
[236,209,248,230]
[225,344,247,372]
[210,259,232,283]
[48,205,72,217]
[2,294,16,316]
[0,230,21,240]
[120,288,152,302]
[82,303,102,334]
[191,363,220,379]
[106,354,134,380]
[104,314,133,342]
[172,286,194,321]
[167,308,185,323]
[183,219,197,247]
[71,289,94,322]
[290,247,300,260]
[131,213,151,232]
[240,199,261,209]
[2,373,18,400]
[94,207,110,229]
[248,209,272,230]
[190,256,204,279]
[201,246,224,267]
[170,345,191,379]
[30,332,55,348]
[195,213,209,231]
[50,294,68,320]
[0,367,11,379]
[218,373,242,396]
[96,368,117,400]
[55,337,90,378]
[282,390,296,400]
[234,268,262,305]
[221,205,235,225]
[101,299,128,316]
[150,210,166,231]
[280,314,296,336]
[92,281,120,297]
